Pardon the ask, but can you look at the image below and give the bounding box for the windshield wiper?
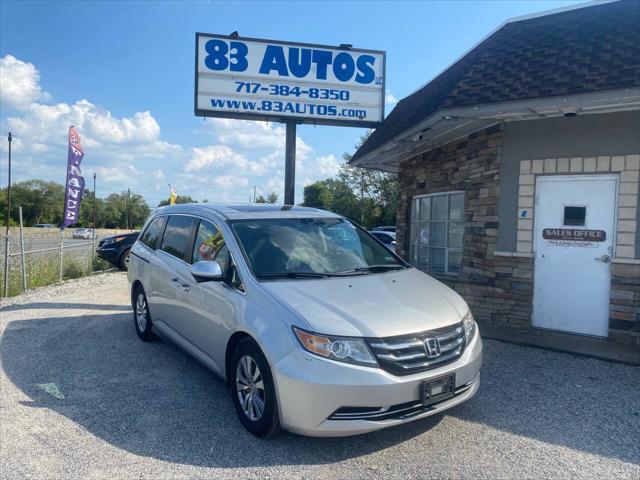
[336,265,406,275]
[257,271,337,279]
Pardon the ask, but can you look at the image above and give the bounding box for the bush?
[62,260,84,280]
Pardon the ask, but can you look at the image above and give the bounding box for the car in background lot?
[128,204,482,438]
[97,232,139,270]
[369,230,396,251]
[372,225,396,233]
[32,223,56,228]
[73,228,93,239]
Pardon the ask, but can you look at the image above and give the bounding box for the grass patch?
[2,246,113,297]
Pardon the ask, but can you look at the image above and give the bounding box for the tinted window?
[140,216,166,250]
[160,215,197,261]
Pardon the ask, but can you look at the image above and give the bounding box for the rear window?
[140,216,166,250]
[160,215,197,261]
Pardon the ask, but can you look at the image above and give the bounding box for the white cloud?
[6,100,169,152]
[384,92,399,107]
[314,154,341,177]
[212,175,249,189]
[152,169,165,180]
[95,164,140,184]
[185,145,247,172]
[87,110,160,144]
[0,55,50,109]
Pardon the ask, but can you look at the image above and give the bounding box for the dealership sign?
[195,33,385,127]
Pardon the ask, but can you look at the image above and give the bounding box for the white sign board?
[195,33,385,127]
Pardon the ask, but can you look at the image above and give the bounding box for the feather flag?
[168,184,178,205]
[61,126,85,228]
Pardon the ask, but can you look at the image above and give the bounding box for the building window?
[409,192,464,274]
[563,206,586,226]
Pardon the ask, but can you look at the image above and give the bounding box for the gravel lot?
[1,273,639,479]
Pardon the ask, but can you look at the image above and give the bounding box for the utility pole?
[93,173,97,231]
[253,185,256,203]
[3,132,12,297]
[92,172,96,263]
[127,188,131,230]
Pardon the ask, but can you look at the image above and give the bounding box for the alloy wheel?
[236,355,265,421]
[135,293,148,332]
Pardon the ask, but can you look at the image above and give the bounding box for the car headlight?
[462,310,476,344]
[103,236,126,246]
[293,327,378,367]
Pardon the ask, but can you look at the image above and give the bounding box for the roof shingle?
[352,0,640,162]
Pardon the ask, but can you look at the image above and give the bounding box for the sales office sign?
[195,33,385,127]
[543,228,606,247]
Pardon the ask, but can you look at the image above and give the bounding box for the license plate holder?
[422,373,456,406]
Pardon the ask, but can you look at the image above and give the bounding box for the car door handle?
[171,277,190,289]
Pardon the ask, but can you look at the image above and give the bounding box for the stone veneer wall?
[396,124,534,330]
[396,124,640,345]
[610,262,640,346]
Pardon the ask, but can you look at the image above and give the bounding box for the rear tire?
[119,248,131,271]
[133,285,154,341]
[230,337,281,437]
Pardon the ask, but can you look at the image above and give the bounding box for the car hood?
[104,232,139,241]
[261,268,468,338]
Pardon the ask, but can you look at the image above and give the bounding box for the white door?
[532,175,617,337]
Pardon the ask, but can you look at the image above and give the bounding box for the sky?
[0,0,584,207]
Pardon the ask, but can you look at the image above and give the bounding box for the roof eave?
[350,87,640,171]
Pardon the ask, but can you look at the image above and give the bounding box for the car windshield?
[231,217,406,279]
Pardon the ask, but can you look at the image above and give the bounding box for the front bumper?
[272,329,482,437]
[96,247,120,264]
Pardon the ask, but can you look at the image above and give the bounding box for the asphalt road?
[1,273,639,479]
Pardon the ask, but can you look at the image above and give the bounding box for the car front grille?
[366,322,465,376]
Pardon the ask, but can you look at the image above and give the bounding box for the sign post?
[194,33,385,204]
[284,121,296,205]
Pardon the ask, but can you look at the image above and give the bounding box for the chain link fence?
[1,221,134,297]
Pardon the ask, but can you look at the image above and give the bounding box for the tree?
[266,192,279,204]
[101,192,150,229]
[254,192,278,204]
[302,133,398,228]
[157,195,197,207]
[302,182,332,209]
[1,179,150,229]
[0,180,65,226]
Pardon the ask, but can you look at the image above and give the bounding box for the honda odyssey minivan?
[128,204,482,437]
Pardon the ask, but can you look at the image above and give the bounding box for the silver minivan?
[128,204,482,437]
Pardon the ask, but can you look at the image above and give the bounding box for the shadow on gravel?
[3,312,639,468]
[1,312,443,468]
[450,339,640,465]
[0,302,131,313]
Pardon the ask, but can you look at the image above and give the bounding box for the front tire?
[133,286,154,341]
[230,337,281,437]
[119,248,131,271]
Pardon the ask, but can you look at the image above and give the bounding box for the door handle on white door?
[595,255,611,263]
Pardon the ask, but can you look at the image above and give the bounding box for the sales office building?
[351,1,640,352]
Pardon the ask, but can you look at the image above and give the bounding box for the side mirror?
[191,260,223,282]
